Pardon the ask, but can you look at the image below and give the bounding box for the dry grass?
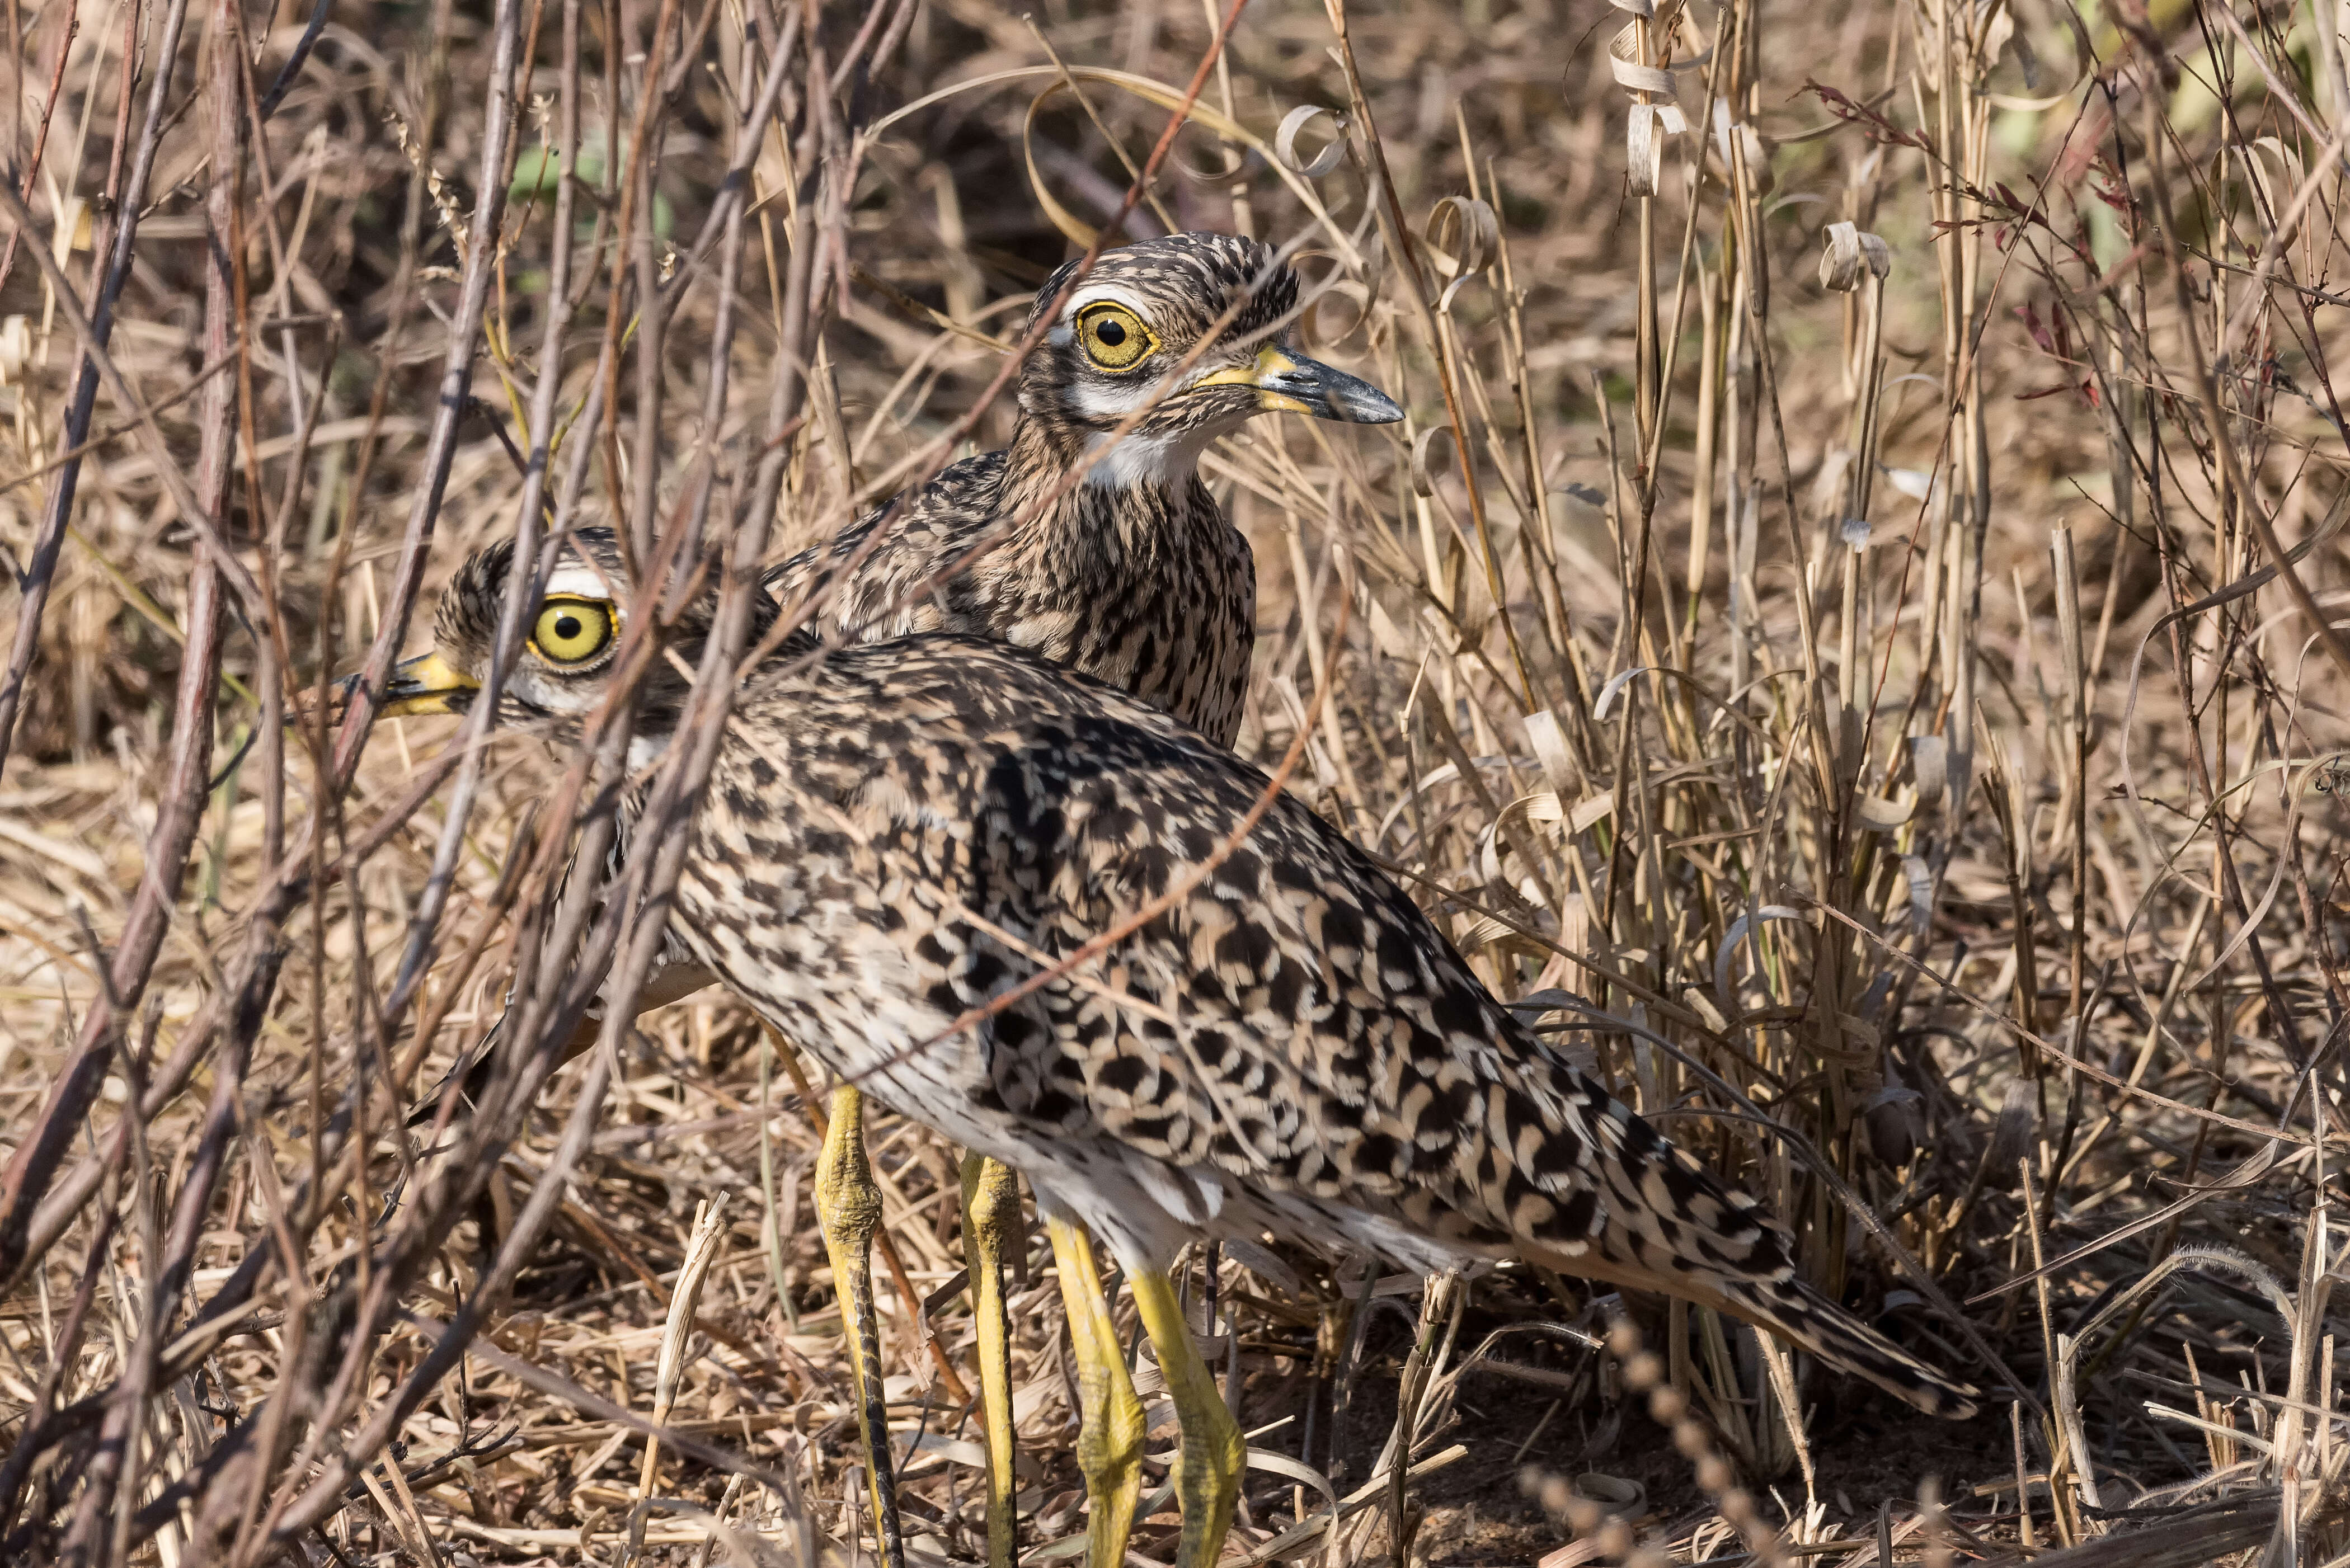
[1,0,2347,1562]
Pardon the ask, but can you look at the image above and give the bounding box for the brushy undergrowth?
[0,0,2345,1562]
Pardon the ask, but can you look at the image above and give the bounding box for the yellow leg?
[816,1084,904,1568]
[1130,1268,1245,1568]
[1046,1215,1144,1568]
[960,1156,1021,1568]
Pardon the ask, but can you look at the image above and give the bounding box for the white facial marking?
[1081,428,1215,488]
[1069,378,1160,421]
[543,563,621,602]
[506,665,600,715]
[627,732,674,774]
[1061,283,1154,323]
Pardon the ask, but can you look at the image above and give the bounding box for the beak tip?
[1289,355,1406,426]
[1320,389,1405,425]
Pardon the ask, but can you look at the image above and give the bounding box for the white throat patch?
[1081,428,1214,489]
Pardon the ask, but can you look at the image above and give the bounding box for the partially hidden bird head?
[1019,232,1402,475]
[372,527,765,739]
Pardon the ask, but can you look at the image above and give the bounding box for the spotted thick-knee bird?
[388,233,1402,1568]
[386,545,1977,1568]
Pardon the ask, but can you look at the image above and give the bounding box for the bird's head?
[1019,232,1402,479]
[374,528,758,748]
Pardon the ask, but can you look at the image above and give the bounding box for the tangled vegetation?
[0,0,2345,1561]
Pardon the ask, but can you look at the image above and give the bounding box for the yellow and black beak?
[373,651,482,717]
[1195,345,1404,424]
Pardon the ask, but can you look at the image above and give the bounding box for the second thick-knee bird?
[385,548,1978,1568]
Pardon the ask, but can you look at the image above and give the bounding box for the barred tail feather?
[1522,1241,1983,1420]
[1726,1273,1982,1419]
[1520,1237,1978,1418]
[1498,1053,1980,1419]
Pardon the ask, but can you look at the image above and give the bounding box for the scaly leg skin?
[816,1084,905,1568]
[1045,1214,1144,1568]
[960,1155,1021,1568]
[1129,1268,1245,1568]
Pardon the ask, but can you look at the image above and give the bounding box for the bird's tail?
[1503,1051,1981,1419]
[1710,1269,1981,1419]
[1524,1231,1981,1418]
[404,1009,603,1131]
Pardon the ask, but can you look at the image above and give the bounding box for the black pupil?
[555,614,581,641]
[1095,318,1127,346]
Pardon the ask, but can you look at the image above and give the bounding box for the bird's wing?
[759,638,1976,1419]
[899,647,1977,1418]
[956,705,1619,1249]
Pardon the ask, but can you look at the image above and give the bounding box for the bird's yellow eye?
[1075,302,1155,371]
[530,597,615,665]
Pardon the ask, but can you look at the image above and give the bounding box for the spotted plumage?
[762,231,1400,748]
[656,629,1977,1417]
[398,523,1976,1420]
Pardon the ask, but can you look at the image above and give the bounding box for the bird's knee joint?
[1201,1412,1244,1488]
[816,1165,883,1244]
[1075,1425,1140,1489]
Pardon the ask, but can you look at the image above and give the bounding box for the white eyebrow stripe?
[1062,283,1155,321]
[543,563,621,602]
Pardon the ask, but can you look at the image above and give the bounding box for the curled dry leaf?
[1820,219,1893,291]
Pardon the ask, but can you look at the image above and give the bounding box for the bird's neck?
[1000,415,1218,544]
